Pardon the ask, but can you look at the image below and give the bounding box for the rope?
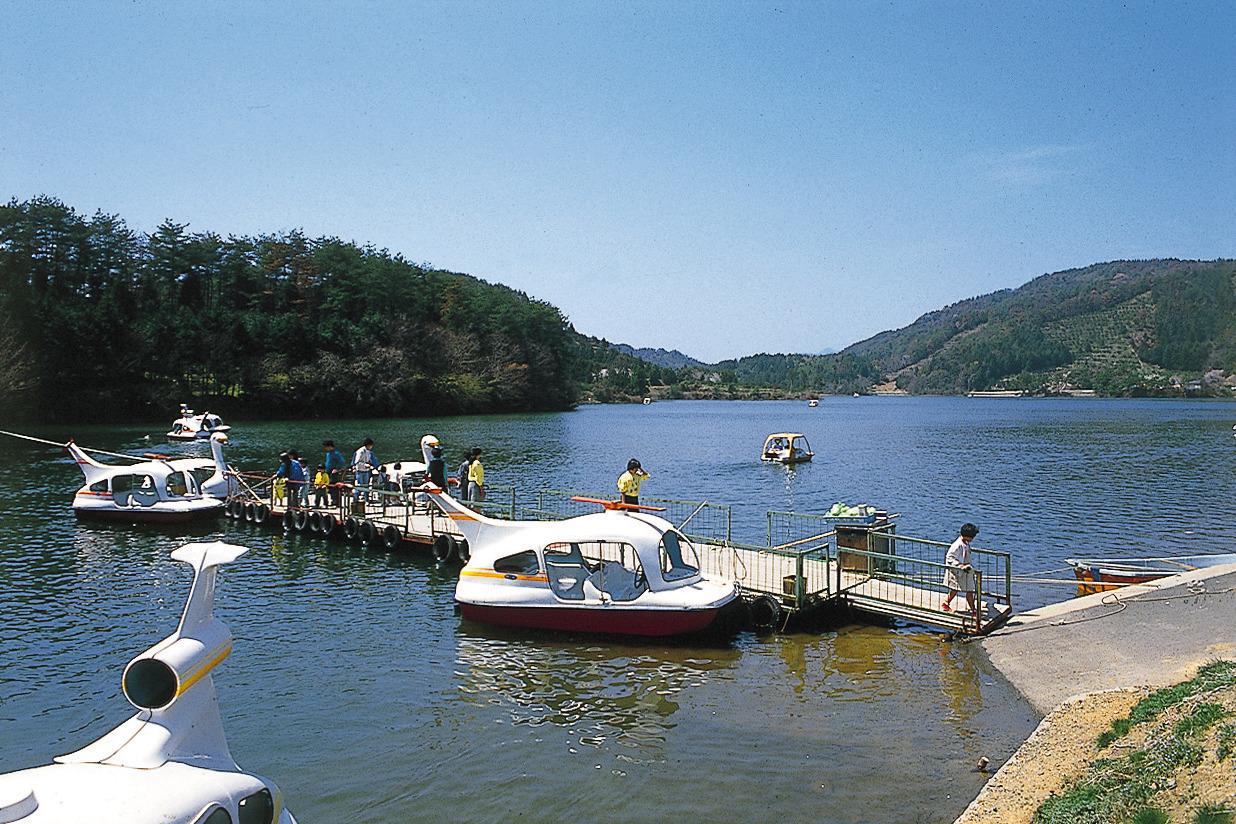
[0,429,149,463]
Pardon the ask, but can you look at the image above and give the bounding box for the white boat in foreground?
[0,542,297,824]
[423,487,741,637]
[69,434,230,523]
[167,404,231,441]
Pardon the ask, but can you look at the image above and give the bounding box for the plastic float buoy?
[281,510,295,532]
[320,512,336,537]
[308,511,323,534]
[243,502,257,522]
[432,533,456,564]
[343,517,360,542]
[382,524,401,550]
[358,520,377,546]
[253,503,270,525]
[292,509,310,532]
[749,594,782,630]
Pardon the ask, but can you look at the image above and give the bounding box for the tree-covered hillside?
[710,259,1236,396]
[0,197,582,421]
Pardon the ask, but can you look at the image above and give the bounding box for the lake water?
[2,398,1234,822]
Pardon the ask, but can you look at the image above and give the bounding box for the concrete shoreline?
[956,563,1236,822]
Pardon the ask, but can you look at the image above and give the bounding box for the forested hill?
[716,259,1236,396]
[0,197,582,421]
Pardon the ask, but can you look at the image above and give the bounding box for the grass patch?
[1036,736,1203,824]
[1194,806,1235,824]
[1097,660,1236,747]
[1174,702,1229,738]
[1216,723,1236,761]
[1132,810,1169,824]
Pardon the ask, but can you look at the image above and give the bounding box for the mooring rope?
[0,429,151,463]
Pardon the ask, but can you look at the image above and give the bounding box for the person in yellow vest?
[617,458,650,506]
[467,448,485,501]
[312,464,331,508]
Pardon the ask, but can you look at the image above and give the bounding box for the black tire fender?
[359,519,377,546]
[382,524,401,550]
[455,537,470,565]
[343,517,360,542]
[253,503,269,525]
[320,513,337,537]
[749,594,782,630]
[432,533,455,564]
[243,502,257,522]
[308,511,323,534]
[292,509,310,532]
[281,509,295,532]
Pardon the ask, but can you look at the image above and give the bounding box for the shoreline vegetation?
[1,198,1232,424]
[959,662,1236,824]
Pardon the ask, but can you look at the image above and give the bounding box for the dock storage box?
[835,521,896,572]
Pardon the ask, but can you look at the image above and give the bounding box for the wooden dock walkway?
[224,478,1012,635]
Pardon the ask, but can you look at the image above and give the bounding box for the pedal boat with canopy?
[761,432,814,464]
[68,437,227,523]
[167,404,231,441]
[422,488,740,637]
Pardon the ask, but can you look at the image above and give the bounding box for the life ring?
[243,502,257,522]
[281,510,295,532]
[432,534,455,564]
[358,520,377,546]
[253,503,270,525]
[308,511,324,534]
[320,513,337,537]
[455,537,470,565]
[749,594,783,630]
[292,509,310,532]
[382,524,401,551]
[343,517,360,541]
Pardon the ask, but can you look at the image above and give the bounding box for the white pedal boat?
[69,436,229,523]
[167,405,231,441]
[0,542,297,824]
[423,488,740,637]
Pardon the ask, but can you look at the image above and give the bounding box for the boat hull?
[1069,554,1236,594]
[74,504,223,524]
[458,602,724,637]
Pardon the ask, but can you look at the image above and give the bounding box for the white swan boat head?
[0,542,297,824]
[69,436,227,522]
[168,405,231,441]
[422,487,740,637]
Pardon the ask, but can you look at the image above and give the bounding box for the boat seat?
[587,561,646,602]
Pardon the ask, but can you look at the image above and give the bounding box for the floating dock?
[224,473,1013,635]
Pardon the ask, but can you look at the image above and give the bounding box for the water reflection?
[454,627,740,761]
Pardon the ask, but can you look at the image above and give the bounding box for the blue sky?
[3,1,1233,361]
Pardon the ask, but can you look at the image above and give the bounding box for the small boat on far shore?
[1067,553,1236,593]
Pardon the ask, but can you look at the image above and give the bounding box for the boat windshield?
[659,530,700,581]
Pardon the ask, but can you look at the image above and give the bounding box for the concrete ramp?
[981,563,1236,714]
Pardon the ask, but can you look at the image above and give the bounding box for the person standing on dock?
[352,438,378,503]
[312,464,330,508]
[323,440,346,505]
[427,446,447,490]
[617,458,650,506]
[942,523,979,614]
[467,448,485,501]
[457,448,475,497]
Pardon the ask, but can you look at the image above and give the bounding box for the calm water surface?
[2,398,1234,822]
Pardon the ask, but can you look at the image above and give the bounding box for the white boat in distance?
[0,542,297,824]
[422,487,741,637]
[69,433,231,523]
[167,404,231,441]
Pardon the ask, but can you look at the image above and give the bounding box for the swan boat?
[167,405,231,441]
[69,434,231,522]
[423,488,741,637]
[0,542,297,824]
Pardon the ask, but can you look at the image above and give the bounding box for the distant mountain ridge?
[608,343,705,369]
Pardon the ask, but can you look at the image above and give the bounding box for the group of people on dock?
[271,436,488,508]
